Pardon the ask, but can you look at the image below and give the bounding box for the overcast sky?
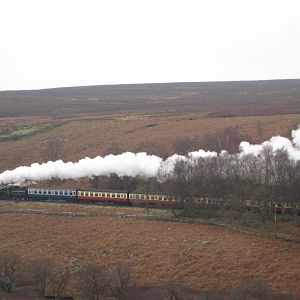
[0,0,299,91]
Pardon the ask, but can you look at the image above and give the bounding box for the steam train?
[0,185,179,206]
[0,185,300,215]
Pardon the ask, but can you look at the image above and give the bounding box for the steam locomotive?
[1,185,300,215]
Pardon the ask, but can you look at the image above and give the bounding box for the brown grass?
[1,112,300,172]
[0,204,299,295]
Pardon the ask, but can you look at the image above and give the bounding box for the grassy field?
[0,201,299,295]
[0,112,300,172]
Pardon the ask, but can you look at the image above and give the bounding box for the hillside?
[1,80,300,172]
[1,79,300,117]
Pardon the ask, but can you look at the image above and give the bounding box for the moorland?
[1,79,300,299]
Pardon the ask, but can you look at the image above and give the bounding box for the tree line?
[0,253,133,299]
[1,253,299,299]
[92,146,300,208]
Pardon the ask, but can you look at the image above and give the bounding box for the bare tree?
[44,138,64,161]
[31,258,54,297]
[173,136,201,155]
[0,254,21,293]
[111,263,134,300]
[103,142,124,156]
[50,264,70,299]
[78,263,108,300]
[256,120,264,142]
[134,141,169,158]
[202,126,251,153]
[236,278,270,300]
[164,282,184,300]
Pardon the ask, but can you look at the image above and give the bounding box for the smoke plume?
[0,126,300,185]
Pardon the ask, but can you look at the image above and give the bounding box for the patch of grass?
[0,123,61,142]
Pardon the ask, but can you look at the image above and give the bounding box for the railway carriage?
[129,193,178,206]
[27,187,77,201]
[77,189,130,204]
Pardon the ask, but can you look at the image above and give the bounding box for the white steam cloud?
[239,126,300,160]
[0,126,300,185]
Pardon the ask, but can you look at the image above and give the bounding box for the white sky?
[0,0,299,91]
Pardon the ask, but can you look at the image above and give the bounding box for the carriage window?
[38,190,42,194]
[112,193,115,197]
[55,191,58,195]
[34,190,37,194]
[64,191,68,195]
[59,191,63,195]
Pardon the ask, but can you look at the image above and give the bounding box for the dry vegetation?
[1,80,300,298]
[1,112,300,172]
[0,79,300,172]
[0,204,299,296]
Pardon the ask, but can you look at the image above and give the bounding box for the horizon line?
[1,77,300,93]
